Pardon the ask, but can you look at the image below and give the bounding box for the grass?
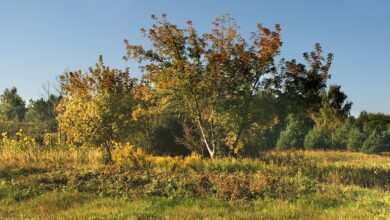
[1,188,390,219]
[1,148,390,219]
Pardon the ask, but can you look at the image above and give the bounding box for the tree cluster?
[1,15,389,159]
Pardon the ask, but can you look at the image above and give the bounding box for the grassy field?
[1,148,390,219]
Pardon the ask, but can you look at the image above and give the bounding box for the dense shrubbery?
[361,130,390,153]
[276,115,308,149]
[304,129,329,149]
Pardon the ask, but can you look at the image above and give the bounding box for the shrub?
[111,143,151,170]
[330,121,352,149]
[239,126,280,157]
[346,127,364,151]
[304,129,330,149]
[276,115,308,149]
[361,130,390,153]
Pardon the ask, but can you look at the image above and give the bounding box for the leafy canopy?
[56,56,137,156]
[124,14,282,158]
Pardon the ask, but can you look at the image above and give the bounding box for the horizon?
[1,0,389,116]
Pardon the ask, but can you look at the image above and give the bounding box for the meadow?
[2,4,390,220]
[1,145,390,219]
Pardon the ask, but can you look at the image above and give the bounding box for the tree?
[331,118,353,149]
[311,85,352,133]
[276,114,309,149]
[346,126,364,151]
[25,94,60,143]
[356,111,390,132]
[275,43,334,116]
[56,56,137,163]
[125,14,282,158]
[304,128,330,149]
[0,87,27,122]
[361,129,390,153]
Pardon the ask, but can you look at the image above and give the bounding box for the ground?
[1,150,390,219]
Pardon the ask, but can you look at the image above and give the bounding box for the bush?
[331,121,352,149]
[361,130,390,153]
[276,115,308,149]
[111,143,151,170]
[304,129,330,149]
[346,127,364,151]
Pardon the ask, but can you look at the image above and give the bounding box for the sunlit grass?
[1,147,390,218]
[1,187,389,219]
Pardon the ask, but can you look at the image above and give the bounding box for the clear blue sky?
[0,0,389,115]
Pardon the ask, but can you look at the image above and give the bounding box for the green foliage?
[361,130,390,153]
[346,127,364,151]
[25,95,60,144]
[330,119,355,149]
[311,85,352,133]
[150,125,189,156]
[357,111,390,131]
[275,43,333,116]
[25,95,59,127]
[330,124,348,149]
[0,87,27,122]
[304,129,330,149]
[276,115,308,149]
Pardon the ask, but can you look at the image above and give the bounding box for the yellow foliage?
[225,132,243,155]
[0,129,38,152]
[111,142,203,171]
[183,152,202,168]
[56,59,136,151]
[111,142,151,169]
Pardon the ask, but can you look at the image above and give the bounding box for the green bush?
[361,130,390,153]
[331,121,352,149]
[346,127,364,151]
[276,115,308,149]
[304,129,330,149]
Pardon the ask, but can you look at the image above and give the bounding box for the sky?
[0,0,389,115]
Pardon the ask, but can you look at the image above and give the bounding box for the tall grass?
[0,147,102,168]
[1,143,390,218]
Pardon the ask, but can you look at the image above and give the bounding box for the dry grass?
[0,147,103,169]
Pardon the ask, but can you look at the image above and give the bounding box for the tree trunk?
[102,142,113,165]
[196,118,215,159]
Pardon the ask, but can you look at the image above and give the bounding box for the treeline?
[1,15,389,161]
[0,87,59,144]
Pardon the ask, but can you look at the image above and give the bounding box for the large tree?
[125,14,282,158]
[56,56,137,163]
